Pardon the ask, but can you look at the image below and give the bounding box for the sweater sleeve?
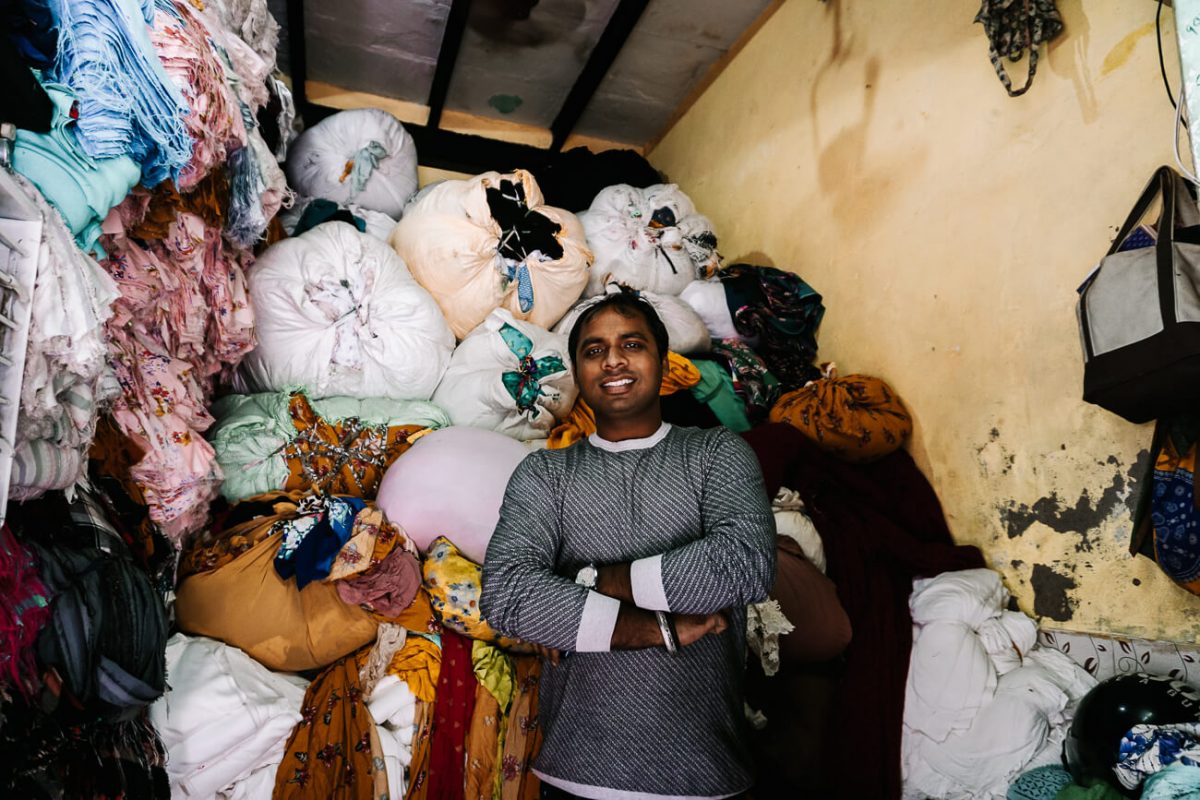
[633,429,777,614]
[480,452,618,652]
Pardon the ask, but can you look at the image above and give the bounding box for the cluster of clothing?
[2,0,293,543]
[901,569,1097,800]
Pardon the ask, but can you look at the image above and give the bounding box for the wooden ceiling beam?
[549,0,650,153]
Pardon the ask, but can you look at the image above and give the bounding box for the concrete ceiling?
[270,0,778,151]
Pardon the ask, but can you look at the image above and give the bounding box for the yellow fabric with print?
[546,352,701,450]
[423,537,527,649]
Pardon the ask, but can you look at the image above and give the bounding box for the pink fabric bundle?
[335,546,423,617]
[101,210,255,542]
[149,0,248,190]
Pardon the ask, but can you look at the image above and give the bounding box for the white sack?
[579,184,719,297]
[149,634,309,800]
[390,170,591,339]
[680,279,740,340]
[553,286,711,356]
[236,221,454,400]
[278,196,398,242]
[285,108,418,219]
[433,310,577,441]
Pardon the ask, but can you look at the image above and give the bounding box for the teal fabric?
[1008,766,1073,800]
[349,140,388,195]
[498,323,566,413]
[1144,763,1200,799]
[208,391,451,504]
[13,84,140,257]
[690,359,752,433]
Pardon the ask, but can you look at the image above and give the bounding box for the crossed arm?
[479,432,776,656]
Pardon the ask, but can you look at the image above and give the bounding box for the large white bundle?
[554,286,711,355]
[236,222,454,400]
[433,309,576,440]
[149,634,309,800]
[579,184,719,297]
[390,170,591,339]
[680,279,740,340]
[900,569,1097,800]
[285,109,418,219]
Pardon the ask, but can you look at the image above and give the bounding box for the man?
[481,291,777,800]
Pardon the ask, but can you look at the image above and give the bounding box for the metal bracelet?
[655,610,678,656]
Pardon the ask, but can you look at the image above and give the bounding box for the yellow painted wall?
[650,0,1200,641]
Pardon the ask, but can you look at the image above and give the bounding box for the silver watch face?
[576,565,598,587]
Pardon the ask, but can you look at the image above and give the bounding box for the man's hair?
[567,290,670,369]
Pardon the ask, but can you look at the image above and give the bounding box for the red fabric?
[426,629,477,800]
[0,524,51,696]
[743,423,985,800]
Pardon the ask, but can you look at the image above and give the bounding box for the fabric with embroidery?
[433,310,576,441]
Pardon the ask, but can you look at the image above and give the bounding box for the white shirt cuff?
[630,554,670,611]
[575,590,621,652]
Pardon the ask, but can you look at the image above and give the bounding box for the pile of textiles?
[901,569,1096,800]
[6,173,119,501]
[0,486,172,799]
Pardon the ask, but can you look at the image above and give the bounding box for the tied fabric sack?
[433,309,577,441]
[1130,414,1200,596]
[769,363,912,463]
[1077,166,1200,423]
[390,169,591,339]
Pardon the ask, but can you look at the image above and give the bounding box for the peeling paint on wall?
[1031,563,1078,621]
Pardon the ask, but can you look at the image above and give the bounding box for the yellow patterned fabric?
[545,352,701,450]
[423,537,527,650]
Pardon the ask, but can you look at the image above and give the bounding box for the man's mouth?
[600,376,635,392]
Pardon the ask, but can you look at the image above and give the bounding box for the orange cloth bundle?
[769,364,912,463]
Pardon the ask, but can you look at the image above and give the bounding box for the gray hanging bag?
[1077,166,1200,423]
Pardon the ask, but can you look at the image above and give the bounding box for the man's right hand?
[673,611,728,647]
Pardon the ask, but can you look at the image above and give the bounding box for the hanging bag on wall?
[1076,165,1200,423]
[974,0,1064,97]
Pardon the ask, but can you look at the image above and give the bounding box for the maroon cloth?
[743,424,985,800]
[773,536,852,664]
[335,547,422,616]
[426,629,476,800]
[0,524,50,696]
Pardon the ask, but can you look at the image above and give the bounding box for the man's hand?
[673,611,728,647]
[530,643,561,666]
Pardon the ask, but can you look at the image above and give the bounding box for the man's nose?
[602,345,626,369]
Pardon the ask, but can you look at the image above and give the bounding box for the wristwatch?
[575,563,598,589]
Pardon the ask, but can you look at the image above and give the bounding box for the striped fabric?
[481,425,776,799]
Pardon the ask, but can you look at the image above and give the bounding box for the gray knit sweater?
[480,424,776,799]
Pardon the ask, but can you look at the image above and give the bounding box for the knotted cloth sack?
[284,108,418,219]
[769,364,912,463]
[390,170,591,339]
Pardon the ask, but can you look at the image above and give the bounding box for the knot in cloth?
[499,323,564,413]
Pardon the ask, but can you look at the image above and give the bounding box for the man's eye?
[586,347,603,357]
[625,342,643,349]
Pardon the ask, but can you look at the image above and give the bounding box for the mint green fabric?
[690,359,752,433]
[208,390,451,504]
[1143,763,1200,799]
[1055,780,1125,800]
[13,84,140,257]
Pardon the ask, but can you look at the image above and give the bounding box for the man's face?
[573,307,666,433]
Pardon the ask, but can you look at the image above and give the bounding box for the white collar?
[588,423,672,452]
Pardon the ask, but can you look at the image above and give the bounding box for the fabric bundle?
[901,569,1097,800]
[7,173,119,501]
[101,207,256,542]
[149,634,309,799]
[146,0,248,190]
[7,490,170,722]
[236,221,454,401]
[374,425,530,564]
[0,525,51,696]
[578,183,720,297]
[209,390,450,504]
[285,108,418,220]
[770,364,913,463]
[176,491,437,671]
[716,263,825,390]
[41,0,193,186]
[12,85,142,257]
[390,170,592,339]
[434,310,577,441]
